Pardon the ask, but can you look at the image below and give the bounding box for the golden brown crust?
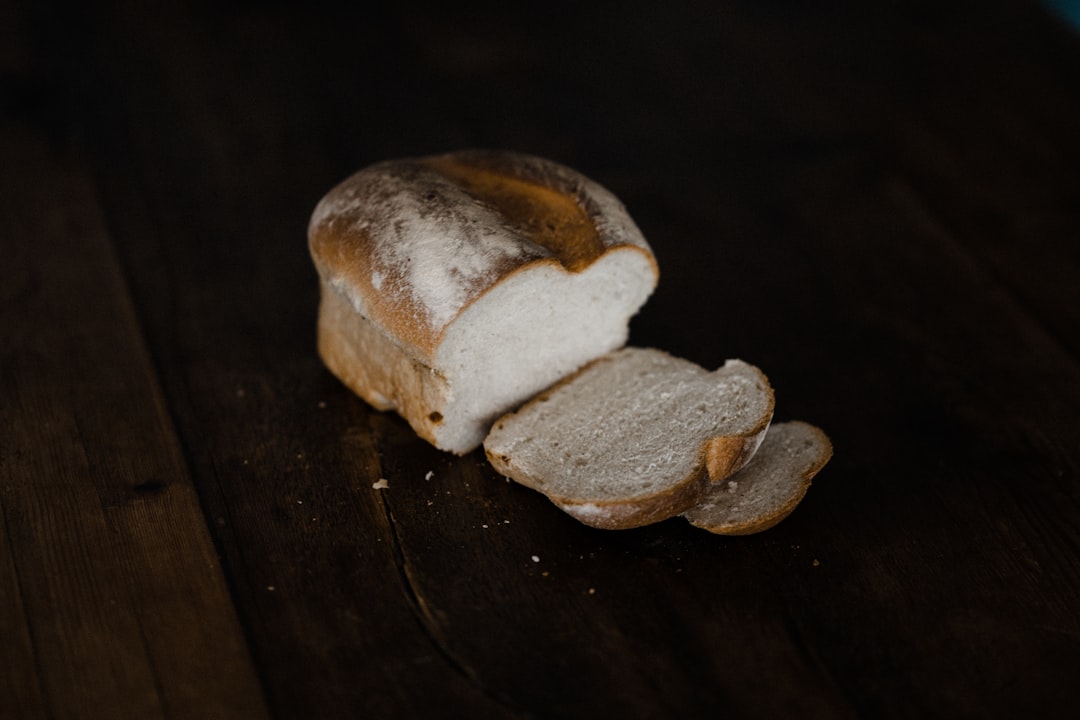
[316,282,449,446]
[555,474,713,530]
[420,155,605,271]
[686,422,833,535]
[308,150,657,361]
[702,372,775,481]
[708,500,804,536]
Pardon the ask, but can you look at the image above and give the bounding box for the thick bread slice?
[683,421,832,535]
[483,347,775,529]
[308,150,658,454]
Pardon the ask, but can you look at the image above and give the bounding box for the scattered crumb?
[503,520,510,524]
[425,471,434,481]
[588,588,596,595]
[531,555,540,563]
[297,453,303,460]
[297,500,303,505]
[242,460,248,465]
[813,559,821,567]
[727,480,739,492]
[426,500,433,506]
[267,586,275,592]
[372,479,390,490]
[317,401,327,409]
[482,524,489,529]
[541,571,549,577]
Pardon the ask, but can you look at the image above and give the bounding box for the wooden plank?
[40,2,516,717]
[881,3,1080,357]
[372,151,1080,717]
[0,497,47,719]
[322,4,1080,717]
[643,18,1080,718]
[33,0,1080,718]
[0,4,49,718]
[0,114,269,717]
[744,166,1080,717]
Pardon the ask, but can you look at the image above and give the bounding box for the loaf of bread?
[682,421,832,535]
[483,347,775,529]
[309,150,831,536]
[308,150,659,454]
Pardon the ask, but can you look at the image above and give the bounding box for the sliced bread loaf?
[682,421,832,535]
[308,150,658,454]
[483,347,775,529]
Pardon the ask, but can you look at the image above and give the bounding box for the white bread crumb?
[484,347,774,529]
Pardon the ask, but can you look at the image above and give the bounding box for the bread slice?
[682,421,832,535]
[308,150,658,454]
[483,347,775,529]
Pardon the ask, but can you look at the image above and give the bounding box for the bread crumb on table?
[425,471,434,480]
[372,478,389,490]
[531,555,540,563]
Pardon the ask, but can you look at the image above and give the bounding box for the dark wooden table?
[4,1,1080,717]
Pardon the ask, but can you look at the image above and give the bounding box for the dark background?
[3,1,1080,718]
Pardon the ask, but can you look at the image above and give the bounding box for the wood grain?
[4,0,1080,718]
[0,119,268,717]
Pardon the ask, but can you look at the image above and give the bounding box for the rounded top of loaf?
[308,150,658,359]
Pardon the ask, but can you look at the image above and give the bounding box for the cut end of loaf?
[308,150,659,455]
[430,248,656,454]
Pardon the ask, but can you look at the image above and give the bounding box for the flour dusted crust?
[309,150,659,454]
